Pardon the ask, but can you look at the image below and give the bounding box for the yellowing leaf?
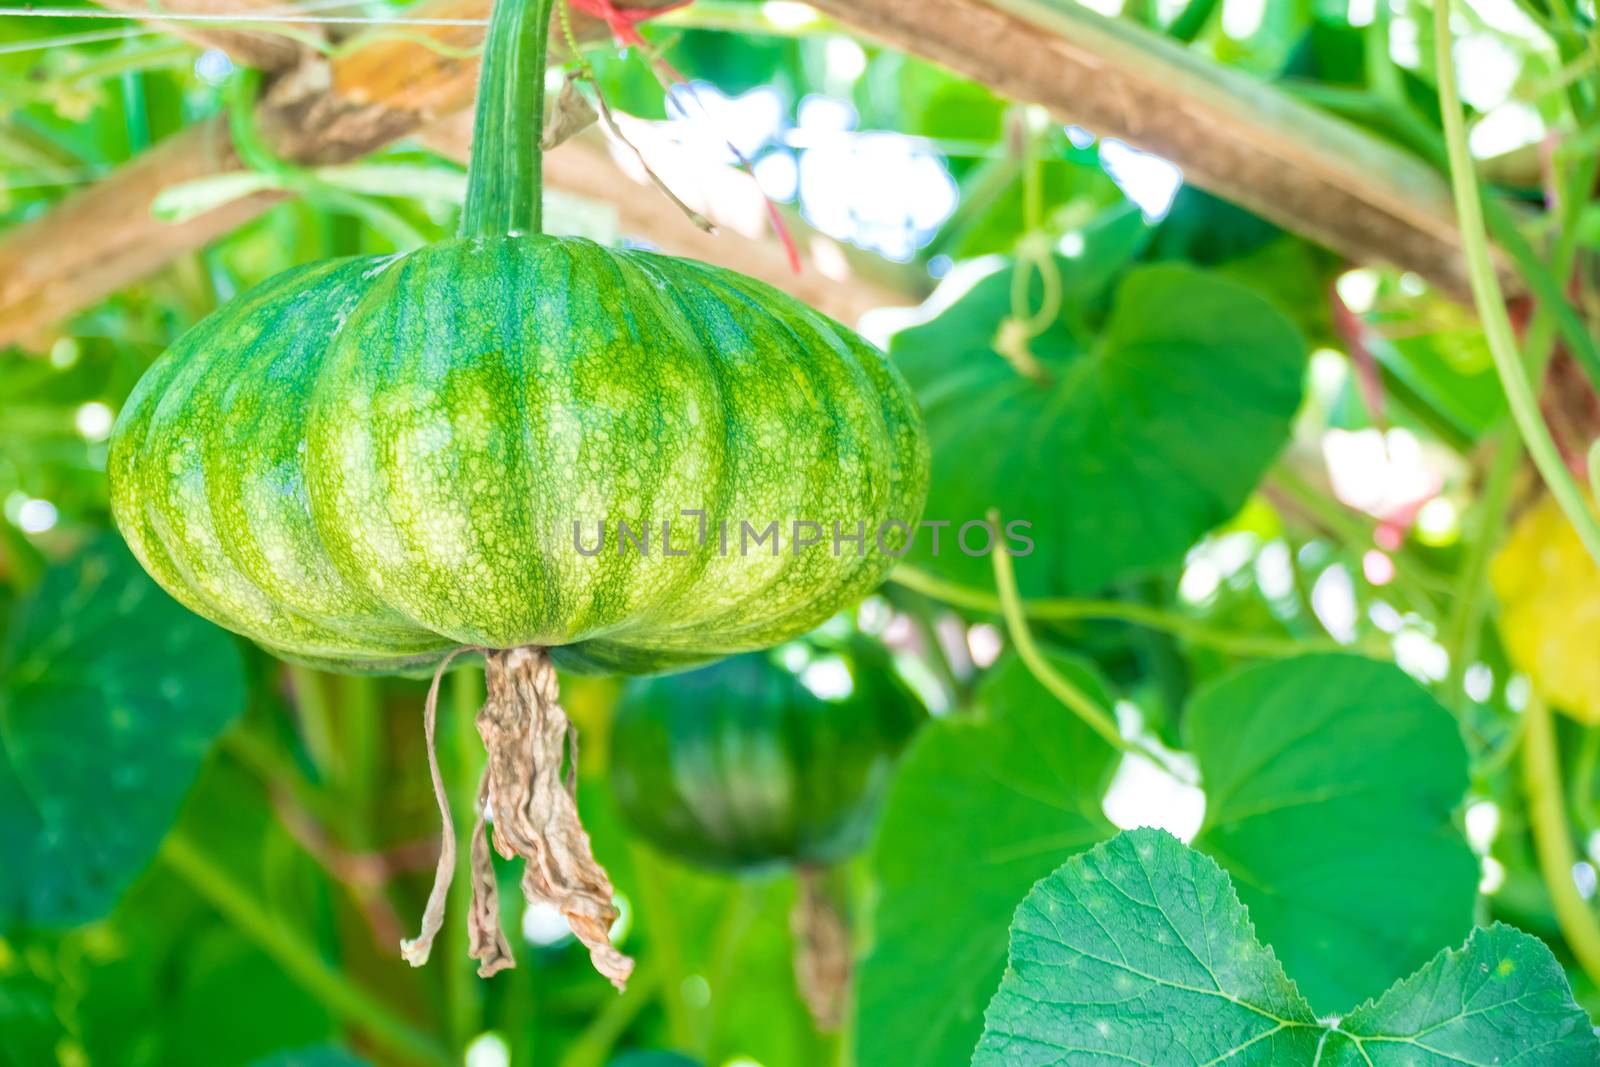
[1492,494,1600,723]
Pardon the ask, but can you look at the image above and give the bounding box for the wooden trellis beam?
[89,0,320,70]
[2,0,1498,346]
[807,0,1482,297]
[0,0,659,345]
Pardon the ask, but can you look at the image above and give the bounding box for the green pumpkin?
[103,0,928,989]
[609,639,924,873]
[108,241,927,675]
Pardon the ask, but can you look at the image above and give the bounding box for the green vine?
[1521,696,1600,989]
[1432,0,1600,570]
[1442,430,1521,721]
[987,511,1194,783]
[993,109,1060,385]
[892,564,1371,658]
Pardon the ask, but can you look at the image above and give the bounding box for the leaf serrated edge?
[976,830,1600,1066]
[971,826,1320,1064]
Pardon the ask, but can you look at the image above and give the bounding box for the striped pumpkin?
[108,236,929,675]
[609,641,925,873]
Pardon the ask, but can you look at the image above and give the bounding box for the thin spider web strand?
[0,6,489,26]
[0,0,440,55]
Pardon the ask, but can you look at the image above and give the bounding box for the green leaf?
[856,652,1119,1067]
[588,49,669,121]
[942,158,1122,260]
[310,163,467,203]
[974,828,1319,1065]
[0,756,341,1067]
[902,205,1149,378]
[1147,186,1282,265]
[151,171,283,223]
[893,258,1305,596]
[889,57,1006,144]
[1373,326,1505,441]
[671,28,794,96]
[163,933,339,1065]
[0,539,247,927]
[1188,653,1479,1012]
[858,652,1481,1064]
[973,830,1600,1066]
[0,963,56,1067]
[1335,923,1600,1064]
[1210,237,1338,347]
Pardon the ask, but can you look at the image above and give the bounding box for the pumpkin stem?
[461,0,558,238]
[401,645,629,987]
[479,646,633,987]
[791,864,852,1032]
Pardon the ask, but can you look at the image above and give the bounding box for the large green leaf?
[892,257,1305,596]
[0,539,246,927]
[670,28,795,96]
[0,757,340,1067]
[975,828,1319,1065]
[943,159,1121,260]
[855,652,1119,1067]
[163,933,340,1066]
[1333,924,1599,1063]
[858,653,1480,1065]
[1188,653,1478,1012]
[886,56,1007,144]
[973,830,1599,1066]
[1147,186,1282,265]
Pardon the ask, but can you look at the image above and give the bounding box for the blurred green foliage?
[3,0,1600,1064]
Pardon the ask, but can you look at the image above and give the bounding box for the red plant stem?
[663,81,804,273]
[565,1,805,273]
[570,0,693,46]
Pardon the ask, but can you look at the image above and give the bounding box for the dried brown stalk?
[543,75,600,151]
[399,645,476,968]
[467,771,515,976]
[791,865,852,1032]
[478,647,631,989]
[401,645,630,989]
